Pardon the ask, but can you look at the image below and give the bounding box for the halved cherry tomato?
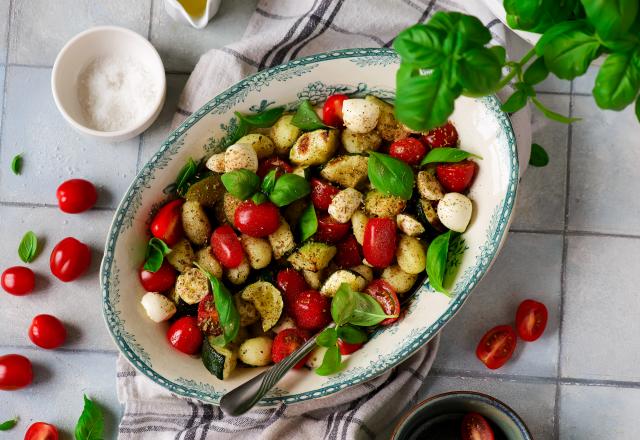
[271,328,310,369]
[24,422,59,440]
[150,199,184,246]
[29,314,67,349]
[338,339,364,355]
[334,235,362,268]
[211,225,244,269]
[276,268,309,314]
[310,178,340,211]
[56,179,98,214]
[422,121,459,148]
[292,290,331,331]
[1,266,35,296]
[362,218,397,268]
[234,200,280,238]
[322,94,349,126]
[0,354,33,390]
[461,412,495,440]
[365,280,400,326]
[138,261,177,292]
[315,214,350,243]
[197,294,222,336]
[257,157,294,178]
[389,138,427,165]
[516,299,548,342]
[49,237,91,282]
[476,325,517,370]
[167,316,203,355]
[436,160,477,193]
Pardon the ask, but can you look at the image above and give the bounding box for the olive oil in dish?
[178,0,207,16]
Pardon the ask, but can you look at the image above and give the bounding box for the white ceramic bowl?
[101,48,519,406]
[51,26,166,142]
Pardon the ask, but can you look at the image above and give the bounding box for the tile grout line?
[0,200,116,211]
[0,344,118,355]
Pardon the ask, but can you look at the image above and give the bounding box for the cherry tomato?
[322,94,349,126]
[362,218,397,268]
[257,157,293,179]
[422,121,459,148]
[0,354,33,390]
[49,237,91,282]
[292,290,331,331]
[315,214,350,243]
[310,178,340,211]
[276,268,309,314]
[29,314,67,349]
[516,299,548,342]
[436,159,477,193]
[338,339,364,355]
[167,316,203,355]
[197,294,222,336]
[334,235,362,268]
[211,225,244,269]
[461,412,495,440]
[476,325,517,370]
[150,199,184,246]
[389,138,427,165]
[24,422,59,440]
[56,179,98,214]
[271,328,310,369]
[138,261,177,292]
[365,280,400,325]
[234,200,281,238]
[1,266,35,296]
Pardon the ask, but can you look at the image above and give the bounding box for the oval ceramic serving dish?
[101,48,518,406]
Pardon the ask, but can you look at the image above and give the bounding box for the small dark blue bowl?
[392,391,533,440]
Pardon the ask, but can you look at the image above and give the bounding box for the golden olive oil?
[178,0,207,17]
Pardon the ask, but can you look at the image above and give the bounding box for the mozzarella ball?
[140,292,176,323]
[328,188,363,223]
[342,99,380,133]
[224,143,259,173]
[206,152,226,173]
[437,193,473,233]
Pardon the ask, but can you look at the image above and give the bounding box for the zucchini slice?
[287,242,337,272]
[202,337,238,380]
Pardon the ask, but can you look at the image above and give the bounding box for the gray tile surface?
[0,0,10,63]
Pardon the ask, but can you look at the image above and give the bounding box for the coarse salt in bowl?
[52,26,166,142]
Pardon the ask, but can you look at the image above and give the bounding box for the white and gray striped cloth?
[117,1,531,438]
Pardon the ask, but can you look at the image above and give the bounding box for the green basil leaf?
[235,107,285,128]
[456,47,503,96]
[489,46,507,66]
[143,238,172,272]
[299,203,318,242]
[251,192,268,205]
[149,237,171,255]
[426,230,452,294]
[331,283,357,326]
[269,173,311,207]
[75,395,104,440]
[315,345,342,376]
[337,325,368,344]
[501,90,529,113]
[175,158,198,196]
[18,231,38,263]
[581,0,638,39]
[636,95,640,123]
[532,98,581,123]
[10,154,22,175]
[221,169,261,200]
[444,234,467,289]
[523,57,549,85]
[529,143,550,167]
[393,24,447,68]
[316,327,338,348]
[420,148,481,166]
[0,417,17,431]
[196,263,240,346]
[292,100,330,131]
[368,152,414,200]
[593,51,640,110]
[397,62,421,83]
[261,169,277,195]
[505,0,582,33]
[349,291,394,327]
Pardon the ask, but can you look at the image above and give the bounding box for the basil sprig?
[269,173,310,207]
[261,169,277,195]
[420,148,482,166]
[221,169,261,200]
[529,143,549,167]
[298,203,317,242]
[175,158,197,197]
[292,100,331,131]
[368,152,414,200]
[75,395,104,440]
[10,154,22,175]
[18,231,38,263]
[227,107,285,146]
[425,230,468,296]
[144,238,171,272]
[0,417,17,431]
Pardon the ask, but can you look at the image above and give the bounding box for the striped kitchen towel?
[117,1,532,438]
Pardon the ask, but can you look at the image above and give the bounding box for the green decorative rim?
[101,48,519,406]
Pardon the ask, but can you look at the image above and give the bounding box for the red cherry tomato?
[476,325,517,370]
[24,422,59,440]
[138,261,177,292]
[389,138,427,165]
[197,294,222,336]
[49,237,91,282]
[365,280,400,326]
[1,266,35,296]
[167,316,203,355]
[211,225,244,269]
[276,268,309,314]
[271,328,310,369]
[436,160,477,193]
[334,235,362,268]
[338,339,364,355]
[0,354,33,390]
[322,94,349,126]
[461,412,495,440]
[315,214,351,243]
[310,178,340,211]
[257,157,293,178]
[362,218,397,268]
[516,299,548,342]
[150,199,184,246]
[292,290,331,331]
[422,121,459,148]
[29,314,67,349]
[56,179,98,214]
[234,200,281,238]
